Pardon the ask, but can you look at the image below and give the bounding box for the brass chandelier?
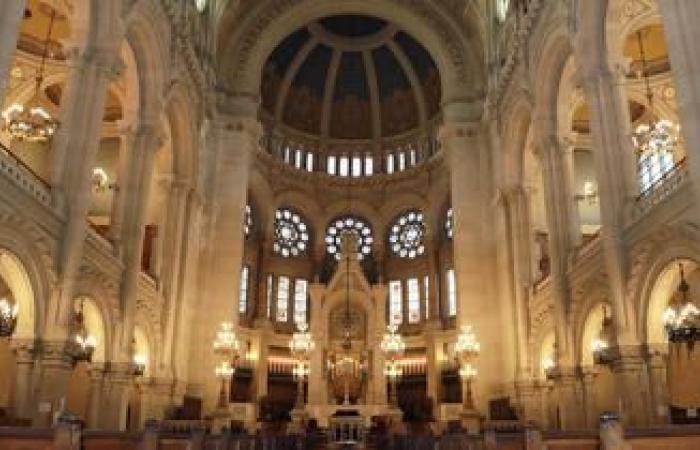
[1,7,59,143]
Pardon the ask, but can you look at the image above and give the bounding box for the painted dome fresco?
[260,15,442,141]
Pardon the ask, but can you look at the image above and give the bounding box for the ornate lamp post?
[592,306,616,366]
[212,322,240,410]
[0,297,18,338]
[289,323,315,408]
[454,325,480,411]
[664,265,700,344]
[380,324,405,408]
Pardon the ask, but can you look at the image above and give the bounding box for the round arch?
[217,0,485,105]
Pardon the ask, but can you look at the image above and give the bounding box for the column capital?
[10,338,36,363]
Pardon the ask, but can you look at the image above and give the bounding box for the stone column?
[612,347,650,426]
[554,369,583,430]
[85,365,104,429]
[503,186,533,380]
[107,122,137,252]
[371,284,388,405]
[194,96,260,411]
[581,366,598,429]
[0,1,25,100]
[574,44,638,348]
[10,340,35,420]
[34,342,73,427]
[424,237,441,325]
[46,13,124,340]
[658,1,700,223]
[170,189,203,385]
[118,122,165,360]
[99,363,133,430]
[307,283,326,406]
[561,140,582,248]
[533,133,575,368]
[441,112,502,408]
[424,330,440,408]
[514,379,543,425]
[646,347,669,424]
[158,179,190,379]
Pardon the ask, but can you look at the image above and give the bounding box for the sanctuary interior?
[0,0,699,449]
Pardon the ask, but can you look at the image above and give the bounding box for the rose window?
[326,216,373,260]
[273,208,310,257]
[389,211,426,259]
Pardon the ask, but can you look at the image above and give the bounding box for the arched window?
[325,216,373,260]
[244,204,253,237]
[445,207,453,239]
[273,208,310,258]
[638,147,675,193]
[389,210,426,259]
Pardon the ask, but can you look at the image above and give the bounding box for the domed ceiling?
[261,15,441,141]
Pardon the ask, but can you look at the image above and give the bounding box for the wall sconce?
[575,181,599,205]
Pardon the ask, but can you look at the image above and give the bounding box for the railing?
[0,142,52,206]
[634,157,689,218]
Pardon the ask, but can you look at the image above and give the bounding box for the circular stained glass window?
[244,204,253,237]
[325,216,373,260]
[389,210,426,259]
[273,208,310,258]
[445,207,453,239]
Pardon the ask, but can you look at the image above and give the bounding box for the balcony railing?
[634,157,689,218]
[0,142,51,206]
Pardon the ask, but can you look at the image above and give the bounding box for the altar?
[303,232,398,427]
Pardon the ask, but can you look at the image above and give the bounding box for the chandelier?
[631,30,680,157]
[0,297,18,338]
[1,8,59,143]
[212,322,240,409]
[71,301,96,363]
[132,347,147,377]
[455,325,481,362]
[289,322,315,359]
[380,324,406,360]
[664,265,700,344]
[592,306,616,365]
[454,325,481,410]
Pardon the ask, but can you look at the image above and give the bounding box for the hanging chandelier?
[663,265,700,344]
[592,306,616,365]
[380,324,406,361]
[455,325,481,362]
[630,30,680,157]
[71,301,96,362]
[0,297,19,338]
[1,7,59,143]
[289,322,315,359]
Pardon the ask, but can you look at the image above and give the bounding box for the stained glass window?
[445,207,453,239]
[407,278,420,324]
[293,279,308,325]
[266,274,273,319]
[424,275,430,320]
[239,266,249,314]
[325,216,373,260]
[389,210,426,259]
[276,276,290,322]
[389,280,403,325]
[244,204,253,237]
[446,269,457,318]
[273,208,310,258]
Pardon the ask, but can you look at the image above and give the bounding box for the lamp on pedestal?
[212,322,240,413]
[380,324,405,412]
[454,325,481,434]
[288,322,314,428]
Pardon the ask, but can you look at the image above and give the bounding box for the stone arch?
[0,227,50,340]
[502,95,535,188]
[164,81,198,184]
[632,231,700,348]
[72,295,109,364]
[124,2,170,122]
[217,0,484,105]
